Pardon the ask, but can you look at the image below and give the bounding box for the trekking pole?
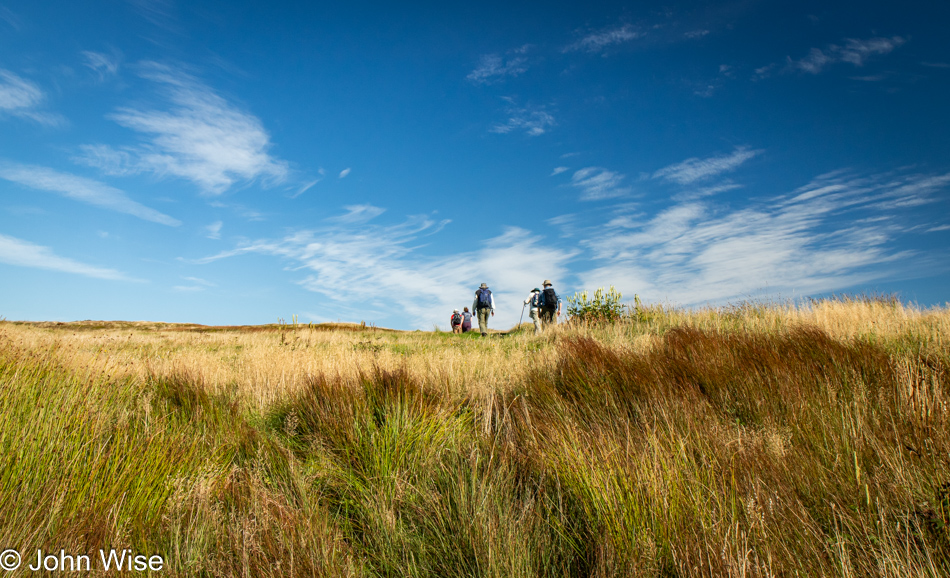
[518,303,526,330]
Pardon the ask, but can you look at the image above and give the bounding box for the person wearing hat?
[450,308,463,334]
[523,287,543,335]
[472,282,495,336]
[539,280,561,329]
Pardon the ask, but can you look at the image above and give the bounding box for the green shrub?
[567,286,626,324]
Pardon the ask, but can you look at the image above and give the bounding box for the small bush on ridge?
[567,286,627,324]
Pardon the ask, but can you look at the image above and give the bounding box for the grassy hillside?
[1,298,948,576]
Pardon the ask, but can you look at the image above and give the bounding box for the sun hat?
[542,279,552,286]
[533,287,540,292]
[479,283,488,288]
[454,308,459,312]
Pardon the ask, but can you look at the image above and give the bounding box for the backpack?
[477,288,492,308]
[452,312,462,325]
[541,287,558,311]
[530,292,541,307]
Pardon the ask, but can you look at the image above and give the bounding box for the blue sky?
[1,0,948,329]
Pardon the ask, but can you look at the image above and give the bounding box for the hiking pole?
[518,303,526,330]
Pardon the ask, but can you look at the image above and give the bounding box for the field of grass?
[1,297,948,576]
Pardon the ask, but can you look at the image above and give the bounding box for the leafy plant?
[567,286,626,324]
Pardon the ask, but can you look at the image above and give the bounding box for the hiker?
[472,282,495,336]
[461,307,473,333]
[539,279,561,329]
[450,309,463,334]
[523,287,542,334]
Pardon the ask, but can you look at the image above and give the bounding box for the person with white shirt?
[523,287,542,334]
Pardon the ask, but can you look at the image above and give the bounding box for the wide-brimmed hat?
[454,308,459,312]
[542,279,552,286]
[532,287,540,292]
[479,283,488,289]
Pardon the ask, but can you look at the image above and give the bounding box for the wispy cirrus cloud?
[0,70,65,126]
[0,233,138,281]
[125,0,179,31]
[189,214,576,329]
[672,181,743,201]
[76,62,289,195]
[0,162,180,226]
[787,36,906,75]
[577,169,949,306]
[329,204,385,224]
[290,168,325,199]
[490,97,555,136]
[467,53,529,84]
[570,167,632,201]
[82,50,122,80]
[564,24,641,53]
[0,6,20,30]
[205,220,222,239]
[652,147,761,185]
[173,276,215,292]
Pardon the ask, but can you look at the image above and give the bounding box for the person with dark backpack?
[539,279,560,329]
[471,282,495,336]
[523,287,542,334]
[450,309,463,334]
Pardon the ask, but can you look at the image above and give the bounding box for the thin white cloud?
[329,204,385,223]
[190,216,577,330]
[205,220,222,239]
[565,24,641,53]
[183,276,215,286]
[82,50,122,80]
[652,147,761,185]
[0,6,21,30]
[125,0,179,31]
[577,169,948,306]
[338,168,351,179]
[788,36,905,74]
[490,98,555,136]
[551,166,569,176]
[173,276,215,292]
[849,74,888,82]
[685,30,710,39]
[290,168,326,199]
[291,178,320,199]
[0,162,180,226]
[73,144,138,176]
[0,69,64,126]
[672,181,743,201]
[571,167,632,201]
[78,62,289,195]
[467,54,529,84]
[0,233,138,281]
[921,62,950,69]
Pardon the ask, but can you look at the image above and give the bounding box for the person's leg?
[478,309,489,335]
[541,309,554,328]
[530,309,541,334]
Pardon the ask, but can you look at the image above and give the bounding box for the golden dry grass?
[1,297,947,577]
